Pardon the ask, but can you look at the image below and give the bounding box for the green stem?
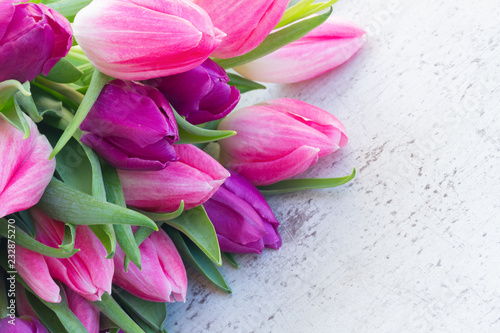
[93,293,146,333]
[34,77,84,106]
[50,70,112,159]
[31,81,80,111]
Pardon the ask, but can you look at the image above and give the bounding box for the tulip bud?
[113,228,187,302]
[234,17,366,83]
[0,115,56,218]
[80,79,179,171]
[204,171,281,254]
[193,0,289,58]
[16,208,114,303]
[218,98,348,185]
[63,286,100,333]
[0,2,72,83]
[145,59,240,125]
[118,144,230,212]
[73,0,225,80]
[0,316,48,333]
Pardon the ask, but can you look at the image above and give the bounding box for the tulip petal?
[217,234,264,254]
[0,115,55,218]
[227,145,320,186]
[16,246,62,303]
[63,286,100,333]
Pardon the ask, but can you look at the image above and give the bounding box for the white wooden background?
[167,0,500,332]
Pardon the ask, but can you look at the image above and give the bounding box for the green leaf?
[92,293,146,333]
[167,228,231,293]
[174,110,236,144]
[59,223,76,253]
[0,218,78,258]
[227,73,266,93]
[0,79,30,105]
[276,0,338,29]
[134,201,185,222]
[258,168,356,194]
[101,162,142,269]
[25,290,69,333]
[113,287,168,332]
[37,178,158,230]
[214,8,332,69]
[42,58,84,83]
[167,205,221,266]
[46,0,92,22]
[0,271,9,319]
[50,70,112,159]
[9,210,36,237]
[222,252,239,269]
[0,98,30,139]
[15,82,42,123]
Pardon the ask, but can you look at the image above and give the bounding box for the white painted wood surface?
[167,0,500,331]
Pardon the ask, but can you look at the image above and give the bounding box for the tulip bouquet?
[0,0,364,331]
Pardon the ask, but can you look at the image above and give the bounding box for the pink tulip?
[63,286,100,333]
[73,0,224,80]
[0,115,55,218]
[0,316,48,333]
[193,0,289,59]
[113,227,187,302]
[118,144,230,212]
[16,208,114,303]
[218,98,348,185]
[234,17,366,83]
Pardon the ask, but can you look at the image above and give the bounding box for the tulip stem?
[93,293,146,333]
[33,77,84,106]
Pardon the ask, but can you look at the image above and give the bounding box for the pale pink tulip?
[218,98,348,185]
[0,115,55,218]
[73,0,224,80]
[193,0,289,59]
[113,227,187,302]
[119,144,230,212]
[16,208,114,303]
[234,17,365,83]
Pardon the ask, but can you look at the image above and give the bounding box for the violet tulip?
[80,79,179,171]
[193,0,289,58]
[0,115,55,218]
[0,1,72,83]
[113,227,187,302]
[73,0,224,80]
[16,208,114,303]
[145,59,240,125]
[204,171,281,254]
[0,316,48,333]
[234,17,366,83]
[118,144,230,212]
[218,98,348,185]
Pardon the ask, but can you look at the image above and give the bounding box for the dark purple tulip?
[80,80,179,171]
[145,58,240,125]
[204,170,281,254]
[0,2,72,83]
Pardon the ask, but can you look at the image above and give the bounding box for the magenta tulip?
[118,144,230,212]
[16,208,114,303]
[0,316,48,333]
[193,0,289,58]
[204,171,281,254]
[234,17,365,83]
[145,58,240,125]
[114,227,187,302]
[218,98,348,185]
[80,80,179,171]
[0,1,72,83]
[0,115,56,218]
[73,0,224,80]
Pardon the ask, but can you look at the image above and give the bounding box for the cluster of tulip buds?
[0,0,365,331]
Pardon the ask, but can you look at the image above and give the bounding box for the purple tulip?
[113,227,187,302]
[0,316,48,333]
[204,171,281,254]
[80,80,179,171]
[0,2,72,83]
[145,59,240,125]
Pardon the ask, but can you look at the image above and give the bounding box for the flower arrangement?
[0,0,365,331]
